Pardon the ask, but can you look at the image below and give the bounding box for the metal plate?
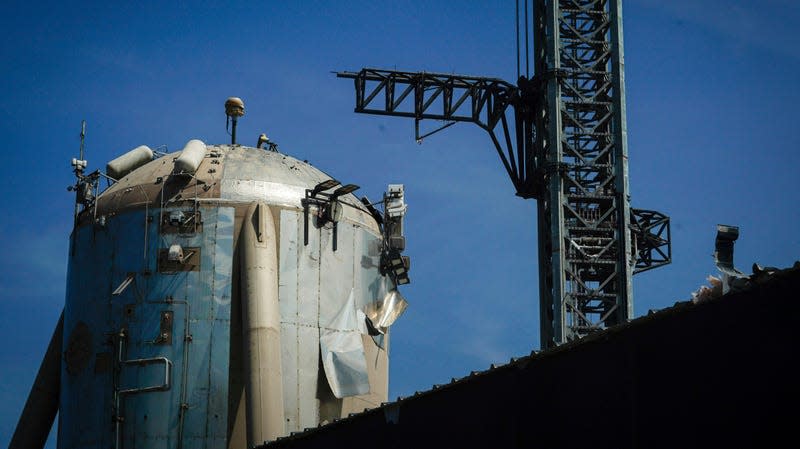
[157,247,201,272]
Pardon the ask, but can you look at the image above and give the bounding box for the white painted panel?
[279,322,299,432]
[297,324,320,430]
[279,210,299,323]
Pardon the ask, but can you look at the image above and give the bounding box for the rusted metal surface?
[89,145,376,234]
[61,206,237,449]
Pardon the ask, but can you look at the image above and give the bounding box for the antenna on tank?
[79,120,86,167]
[73,120,87,179]
[225,97,245,145]
[67,120,90,255]
[67,120,102,229]
[69,121,89,223]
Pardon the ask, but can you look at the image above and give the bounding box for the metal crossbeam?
[338,0,671,350]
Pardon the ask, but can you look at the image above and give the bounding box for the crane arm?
[337,68,543,198]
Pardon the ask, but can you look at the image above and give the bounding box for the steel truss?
[337,69,543,199]
[535,0,636,347]
[338,0,670,349]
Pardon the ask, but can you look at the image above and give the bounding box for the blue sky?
[2,1,799,446]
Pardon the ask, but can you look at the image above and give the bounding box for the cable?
[525,0,530,77]
[516,0,520,79]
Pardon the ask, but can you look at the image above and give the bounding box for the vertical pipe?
[516,0,521,79]
[9,311,63,449]
[524,0,530,77]
[240,201,285,445]
[231,118,238,145]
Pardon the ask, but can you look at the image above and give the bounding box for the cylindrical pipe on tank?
[240,201,285,445]
[9,311,63,449]
[106,145,154,180]
[174,139,206,175]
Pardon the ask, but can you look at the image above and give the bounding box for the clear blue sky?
[2,1,798,447]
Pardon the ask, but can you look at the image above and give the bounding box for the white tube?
[174,139,206,174]
[106,145,153,180]
[240,201,285,444]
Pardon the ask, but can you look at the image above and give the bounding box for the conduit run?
[10,311,63,449]
[240,201,285,445]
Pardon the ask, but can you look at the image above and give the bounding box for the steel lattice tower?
[338,0,670,349]
[534,0,632,347]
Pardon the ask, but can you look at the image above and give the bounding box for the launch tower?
[338,0,670,348]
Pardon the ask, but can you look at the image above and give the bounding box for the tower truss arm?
[337,69,543,199]
[631,208,671,274]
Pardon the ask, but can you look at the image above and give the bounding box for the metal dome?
[90,143,378,234]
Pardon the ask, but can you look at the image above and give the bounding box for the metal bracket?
[302,182,359,252]
[630,208,672,274]
[155,311,173,345]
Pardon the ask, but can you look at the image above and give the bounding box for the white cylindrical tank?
[49,143,398,449]
[106,145,154,180]
[174,139,206,174]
